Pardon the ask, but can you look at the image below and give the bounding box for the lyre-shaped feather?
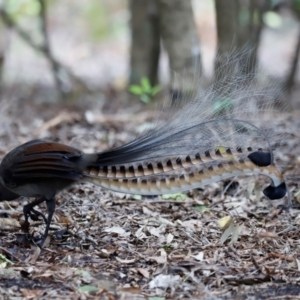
[81,50,288,201]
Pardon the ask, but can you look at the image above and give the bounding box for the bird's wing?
[2,140,83,182]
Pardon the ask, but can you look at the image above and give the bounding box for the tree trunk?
[285,25,300,94]
[214,0,238,82]
[158,0,202,89]
[129,0,160,85]
[236,0,268,75]
[0,24,7,95]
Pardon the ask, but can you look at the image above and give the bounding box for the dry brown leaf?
[135,226,147,239]
[20,289,43,297]
[58,217,72,224]
[149,274,181,289]
[147,226,164,237]
[0,218,20,229]
[166,233,174,244]
[137,268,150,278]
[115,257,136,264]
[98,248,116,258]
[33,111,80,135]
[27,247,41,264]
[103,226,127,235]
[149,249,167,264]
[257,231,279,239]
[191,252,204,261]
[142,206,157,216]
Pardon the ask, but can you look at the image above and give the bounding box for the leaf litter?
[0,100,300,299]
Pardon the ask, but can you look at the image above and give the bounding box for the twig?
[32,111,80,135]
[38,0,65,99]
[0,246,20,262]
[0,7,89,96]
[0,9,44,52]
[0,209,20,215]
[251,255,263,273]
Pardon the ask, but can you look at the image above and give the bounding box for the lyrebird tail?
[81,50,288,202]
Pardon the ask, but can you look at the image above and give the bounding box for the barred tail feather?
[83,160,285,199]
[82,48,289,202]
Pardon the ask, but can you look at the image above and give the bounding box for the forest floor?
[1,1,300,299]
[0,96,300,300]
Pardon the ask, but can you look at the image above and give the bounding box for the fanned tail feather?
[82,49,288,201]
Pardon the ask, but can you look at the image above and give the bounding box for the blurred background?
[0,0,300,110]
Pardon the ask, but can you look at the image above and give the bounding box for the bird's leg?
[23,197,48,231]
[38,197,56,246]
[23,197,56,246]
[28,208,48,223]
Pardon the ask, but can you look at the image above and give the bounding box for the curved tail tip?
[263,182,287,200]
[248,151,272,167]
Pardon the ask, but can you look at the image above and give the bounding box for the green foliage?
[0,254,14,269]
[194,205,210,212]
[162,193,187,201]
[291,0,300,19]
[5,0,41,18]
[163,244,171,250]
[83,2,110,40]
[132,194,142,200]
[75,269,91,277]
[292,0,300,11]
[79,285,98,292]
[83,1,127,41]
[5,0,126,41]
[129,77,161,104]
[263,11,282,28]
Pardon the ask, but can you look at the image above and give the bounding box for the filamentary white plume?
[82,49,290,205]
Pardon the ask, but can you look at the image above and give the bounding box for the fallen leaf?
[132,194,142,200]
[0,218,20,228]
[191,251,204,261]
[135,226,147,239]
[137,268,150,278]
[75,270,92,278]
[149,274,181,289]
[79,285,98,293]
[218,215,232,230]
[103,226,126,235]
[115,257,136,264]
[98,248,116,258]
[58,217,72,224]
[148,226,164,237]
[257,231,279,239]
[0,254,14,266]
[166,233,174,244]
[28,247,41,264]
[162,193,187,200]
